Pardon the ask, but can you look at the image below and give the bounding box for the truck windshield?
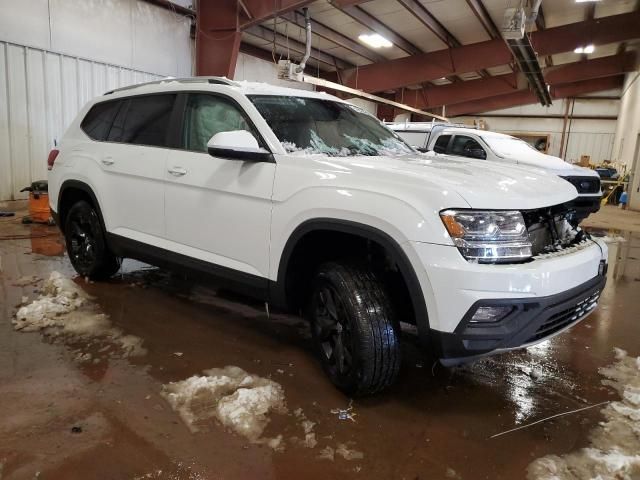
[249,95,414,157]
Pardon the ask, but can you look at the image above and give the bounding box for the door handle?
[168,166,187,177]
[101,157,115,166]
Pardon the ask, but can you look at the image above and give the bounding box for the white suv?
[389,123,602,224]
[48,77,608,395]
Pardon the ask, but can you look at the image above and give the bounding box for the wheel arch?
[57,180,108,235]
[272,218,431,345]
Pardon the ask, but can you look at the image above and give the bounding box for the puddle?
[527,348,640,479]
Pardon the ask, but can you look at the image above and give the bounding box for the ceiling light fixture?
[358,33,392,49]
[574,44,595,54]
[575,0,600,3]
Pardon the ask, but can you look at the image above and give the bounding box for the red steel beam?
[551,76,624,99]
[327,38,510,92]
[239,0,317,28]
[328,11,640,93]
[330,0,372,6]
[532,11,640,56]
[280,10,387,63]
[446,76,624,116]
[196,0,242,77]
[405,73,520,110]
[398,53,635,111]
[545,51,637,85]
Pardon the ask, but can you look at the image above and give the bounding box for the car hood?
[499,148,598,177]
[326,153,579,210]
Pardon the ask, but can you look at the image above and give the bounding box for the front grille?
[527,290,600,343]
[562,176,601,194]
[522,207,586,256]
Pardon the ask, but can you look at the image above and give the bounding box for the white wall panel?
[0,41,163,200]
[0,44,12,200]
[0,0,193,77]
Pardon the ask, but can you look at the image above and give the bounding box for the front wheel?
[306,262,401,396]
[64,200,120,279]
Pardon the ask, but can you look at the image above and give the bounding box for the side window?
[182,94,255,152]
[81,100,120,141]
[450,135,487,160]
[433,135,451,153]
[107,94,176,147]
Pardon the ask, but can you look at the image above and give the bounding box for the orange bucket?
[29,192,51,223]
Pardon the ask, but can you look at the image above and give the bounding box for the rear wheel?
[306,262,401,396]
[64,200,120,279]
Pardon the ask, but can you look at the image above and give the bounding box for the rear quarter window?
[107,94,176,147]
[81,100,121,141]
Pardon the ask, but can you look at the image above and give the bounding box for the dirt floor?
[1,201,639,479]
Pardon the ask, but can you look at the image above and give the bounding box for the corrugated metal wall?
[0,41,162,201]
[564,132,615,164]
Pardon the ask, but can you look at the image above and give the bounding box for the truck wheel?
[64,200,120,279]
[306,262,401,396]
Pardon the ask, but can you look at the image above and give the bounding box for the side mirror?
[207,130,273,162]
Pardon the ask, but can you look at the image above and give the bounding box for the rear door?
[432,134,452,153]
[95,94,176,243]
[163,92,275,280]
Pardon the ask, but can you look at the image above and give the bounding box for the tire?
[306,262,401,396]
[64,200,120,279]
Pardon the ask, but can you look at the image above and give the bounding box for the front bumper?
[409,238,608,363]
[431,272,606,365]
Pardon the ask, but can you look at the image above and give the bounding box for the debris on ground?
[330,400,357,422]
[293,407,318,448]
[71,426,82,434]
[527,348,640,479]
[11,275,41,287]
[597,235,627,244]
[12,271,146,358]
[161,366,287,448]
[173,352,183,357]
[317,443,364,461]
[336,443,364,460]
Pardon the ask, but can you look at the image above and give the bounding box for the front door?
[164,92,275,281]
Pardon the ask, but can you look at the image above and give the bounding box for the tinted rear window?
[433,135,451,153]
[107,94,175,147]
[81,100,120,141]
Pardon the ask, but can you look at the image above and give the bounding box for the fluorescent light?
[574,44,595,54]
[575,0,600,3]
[358,33,392,49]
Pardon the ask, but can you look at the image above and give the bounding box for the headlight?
[440,210,532,263]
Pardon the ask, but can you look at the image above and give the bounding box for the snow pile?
[13,271,146,358]
[161,366,287,447]
[527,348,640,479]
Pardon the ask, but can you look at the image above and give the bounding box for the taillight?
[47,149,59,170]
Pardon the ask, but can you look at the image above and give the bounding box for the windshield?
[249,95,414,157]
[483,136,538,158]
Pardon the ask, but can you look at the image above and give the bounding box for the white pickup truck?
[48,78,608,395]
[389,123,602,224]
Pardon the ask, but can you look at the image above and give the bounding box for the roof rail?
[104,76,239,95]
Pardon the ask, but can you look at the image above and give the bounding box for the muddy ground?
[1,203,639,479]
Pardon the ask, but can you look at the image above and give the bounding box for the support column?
[196,0,242,78]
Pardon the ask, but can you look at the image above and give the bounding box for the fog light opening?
[470,305,515,324]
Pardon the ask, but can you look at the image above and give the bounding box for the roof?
[102,76,342,101]
[439,127,514,139]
